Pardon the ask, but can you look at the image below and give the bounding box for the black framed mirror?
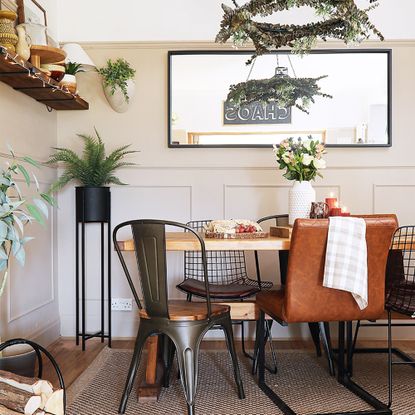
[168,49,392,148]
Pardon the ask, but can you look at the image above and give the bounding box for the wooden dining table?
[117,231,291,401]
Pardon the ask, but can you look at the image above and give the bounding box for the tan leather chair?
[256,215,398,415]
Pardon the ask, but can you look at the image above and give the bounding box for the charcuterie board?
[204,231,269,239]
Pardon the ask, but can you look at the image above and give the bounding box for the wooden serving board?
[270,226,293,239]
[204,231,269,239]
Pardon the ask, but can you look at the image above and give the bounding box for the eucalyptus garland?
[216,0,383,62]
[227,74,332,114]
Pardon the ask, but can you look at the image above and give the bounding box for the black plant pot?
[76,186,111,223]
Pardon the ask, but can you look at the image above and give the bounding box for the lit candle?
[325,192,337,211]
[330,201,342,217]
[341,206,351,217]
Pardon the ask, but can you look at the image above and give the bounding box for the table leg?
[137,335,164,402]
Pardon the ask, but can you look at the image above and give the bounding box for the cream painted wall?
[58,0,415,42]
[0,82,59,345]
[56,40,415,340]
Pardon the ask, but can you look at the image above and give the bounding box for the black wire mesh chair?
[350,225,415,407]
[0,338,66,413]
[113,219,245,415]
[177,215,288,373]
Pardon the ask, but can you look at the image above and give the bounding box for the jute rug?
[67,348,414,415]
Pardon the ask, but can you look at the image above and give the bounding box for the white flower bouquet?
[273,136,327,181]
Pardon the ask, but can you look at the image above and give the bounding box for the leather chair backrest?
[283,215,398,323]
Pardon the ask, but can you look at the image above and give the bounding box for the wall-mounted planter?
[103,79,135,113]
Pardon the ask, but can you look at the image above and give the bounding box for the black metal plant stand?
[75,186,112,350]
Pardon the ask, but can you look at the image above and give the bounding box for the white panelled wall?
[2,1,415,344]
[56,41,415,340]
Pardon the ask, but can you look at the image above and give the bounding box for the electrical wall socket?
[111,298,133,311]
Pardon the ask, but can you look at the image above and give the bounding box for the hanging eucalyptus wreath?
[227,73,332,114]
[216,0,383,62]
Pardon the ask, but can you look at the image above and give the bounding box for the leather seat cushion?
[256,290,286,322]
[177,278,260,299]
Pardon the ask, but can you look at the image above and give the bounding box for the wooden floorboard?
[42,337,415,389]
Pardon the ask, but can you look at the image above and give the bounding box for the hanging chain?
[287,55,297,78]
[246,57,257,82]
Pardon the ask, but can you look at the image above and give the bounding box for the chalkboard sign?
[224,101,292,125]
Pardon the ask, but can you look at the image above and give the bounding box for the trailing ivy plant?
[0,149,54,296]
[216,0,383,63]
[47,129,138,192]
[227,73,332,113]
[97,58,136,102]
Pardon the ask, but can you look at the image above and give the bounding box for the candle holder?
[329,207,342,217]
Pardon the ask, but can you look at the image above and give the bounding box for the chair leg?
[387,310,393,408]
[241,320,251,359]
[265,320,278,375]
[118,327,149,414]
[249,319,279,375]
[162,335,176,388]
[171,329,203,415]
[221,317,245,400]
[308,322,322,357]
[319,322,335,376]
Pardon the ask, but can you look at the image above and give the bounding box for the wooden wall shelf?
[0,46,89,111]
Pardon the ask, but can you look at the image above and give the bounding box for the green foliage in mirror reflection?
[227,73,332,113]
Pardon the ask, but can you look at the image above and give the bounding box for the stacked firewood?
[0,370,64,415]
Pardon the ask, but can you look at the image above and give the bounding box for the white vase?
[288,181,316,225]
[103,79,135,113]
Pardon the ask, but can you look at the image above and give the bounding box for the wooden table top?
[118,232,291,252]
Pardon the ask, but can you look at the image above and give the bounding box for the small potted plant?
[48,129,137,223]
[0,149,54,376]
[98,58,136,113]
[59,61,85,94]
[273,136,326,225]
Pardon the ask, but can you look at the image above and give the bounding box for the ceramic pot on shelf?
[15,24,31,61]
[59,74,77,94]
[0,10,18,52]
[288,181,316,225]
[103,79,135,113]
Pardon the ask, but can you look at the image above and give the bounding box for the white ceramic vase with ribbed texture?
[288,181,316,225]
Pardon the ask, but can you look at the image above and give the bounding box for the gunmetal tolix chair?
[113,219,245,415]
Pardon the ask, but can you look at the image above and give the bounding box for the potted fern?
[97,58,136,113]
[48,129,137,222]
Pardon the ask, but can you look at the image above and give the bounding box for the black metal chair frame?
[350,225,415,407]
[179,216,289,374]
[113,219,245,415]
[0,338,66,413]
[257,313,392,415]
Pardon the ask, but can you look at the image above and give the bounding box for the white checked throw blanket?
[323,217,368,310]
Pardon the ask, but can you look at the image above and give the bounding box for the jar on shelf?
[0,10,18,52]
